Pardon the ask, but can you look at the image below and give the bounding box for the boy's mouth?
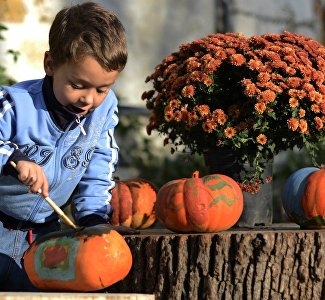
[66,105,87,115]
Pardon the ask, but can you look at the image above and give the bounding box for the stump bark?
[106,225,325,300]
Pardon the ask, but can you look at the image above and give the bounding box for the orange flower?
[196,105,210,117]
[289,97,299,108]
[243,82,260,97]
[321,103,325,114]
[314,116,323,130]
[202,118,217,133]
[287,77,302,88]
[287,118,299,131]
[247,58,264,71]
[224,127,236,138]
[164,108,174,122]
[212,109,228,125]
[302,82,314,93]
[299,109,306,118]
[203,76,213,86]
[299,119,308,133]
[258,90,276,103]
[230,54,246,66]
[186,58,201,72]
[168,99,181,109]
[174,110,182,122]
[143,31,325,193]
[255,102,267,114]
[256,134,267,145]
[218,115,227,125]
[264,81,283,93]
[311,104,320,113]
[204,59,221,73]
[257,72,271,84]
[187,112,199,127]
[181,85,195,98]
[288,89,306,99]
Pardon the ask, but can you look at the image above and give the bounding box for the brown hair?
[48,1,127,72]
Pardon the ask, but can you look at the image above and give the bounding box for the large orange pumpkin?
[24,225,133,291]
[110,178,157,229]
[301,166,325,228]
[155,171,243,232]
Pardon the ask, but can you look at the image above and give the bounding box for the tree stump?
[106,225,324,300]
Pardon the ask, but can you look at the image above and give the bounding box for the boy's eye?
[97,88,109,94]
[71,82,83,89]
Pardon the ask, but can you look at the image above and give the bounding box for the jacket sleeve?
[72,101,119,223]
[0,87,32,176]
[0,87,19,173]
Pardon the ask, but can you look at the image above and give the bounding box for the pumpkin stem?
[192,171,200,178]
[320,164,325,170]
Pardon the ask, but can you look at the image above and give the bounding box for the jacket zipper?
[27,116,86,222]
[75,114,86,135]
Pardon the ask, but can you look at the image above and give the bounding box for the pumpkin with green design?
[23,225,132,291]
[155,171,243,232]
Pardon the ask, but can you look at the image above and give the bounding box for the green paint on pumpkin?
[289,212,325,229]
[204,175,233,190]
[203,175,221,183]
[34,236,79,281]
[300,215,325,229]
[209,194,237,207]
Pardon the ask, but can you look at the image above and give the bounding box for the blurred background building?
[0,0,324,222]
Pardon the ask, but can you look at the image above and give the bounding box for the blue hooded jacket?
[0,77,119,223]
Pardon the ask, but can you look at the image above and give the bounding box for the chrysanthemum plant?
[142,32,325,193]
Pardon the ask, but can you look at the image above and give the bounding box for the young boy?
[0,1,135,291]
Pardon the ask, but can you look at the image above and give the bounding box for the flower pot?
[203,148,273,227]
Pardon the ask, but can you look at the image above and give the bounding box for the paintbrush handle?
[9,161,78,229]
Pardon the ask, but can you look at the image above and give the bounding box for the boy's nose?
[80,91,94,104]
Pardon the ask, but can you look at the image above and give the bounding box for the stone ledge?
[0,293,155,300]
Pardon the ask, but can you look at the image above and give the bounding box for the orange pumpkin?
[24,225,132,291]
[110,178,157,229]
[155,171,243,232]
[301,166,325,228]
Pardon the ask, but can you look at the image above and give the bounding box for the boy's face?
[44,52,120,116]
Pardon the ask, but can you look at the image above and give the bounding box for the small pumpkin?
[282,166,325,228]
[301,166,325,227]
[155,171,243,232]
[24,225,133,291]
[110,178,157,229]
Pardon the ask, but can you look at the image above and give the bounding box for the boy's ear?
[44,51,54,75]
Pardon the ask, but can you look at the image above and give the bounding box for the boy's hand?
[15,160,49,197]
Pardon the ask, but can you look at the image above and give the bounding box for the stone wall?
[1,0,323,105]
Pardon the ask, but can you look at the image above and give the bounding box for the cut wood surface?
[107,224,325,300]
[0,293,155,300]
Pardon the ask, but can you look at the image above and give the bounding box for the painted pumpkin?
[282,166,325,228]
[301,166,325,228]
[155,171,243,232]
[110,178,157,229]
[24,225,133,291]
